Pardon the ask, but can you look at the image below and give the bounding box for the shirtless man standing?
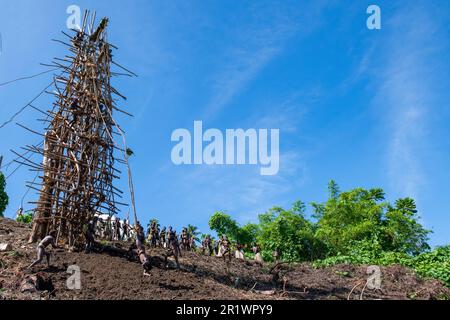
[180,227,190,251]
[219,235,232,263]
[164,226,181,268]
[202,235,213,256]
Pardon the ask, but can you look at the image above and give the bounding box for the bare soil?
[1,217,448,300]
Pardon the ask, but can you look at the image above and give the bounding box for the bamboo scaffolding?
[28,12,133,247]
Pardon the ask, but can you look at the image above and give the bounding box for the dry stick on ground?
[281,289,309,297]
[415,288,426,295]
[411,288,426,299]
[347,280,364,300]
[359,280,369,300]
[280,275,310,297]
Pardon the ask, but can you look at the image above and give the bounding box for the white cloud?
[370,4,445,200]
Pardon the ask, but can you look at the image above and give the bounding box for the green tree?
[16,211,33,224]
[315,183,387,255]
[237,223,258,246]
[206,181,431,266]
[256,203,320,262]
[208,211,258,248]
[0,172,8,217]
[381,198,430,255]
[314,181,430,257]
[187,224,201,244]
[208,211,239,239]
[328,179,340,199]
[147,218,159,234]
[201,233,216,242]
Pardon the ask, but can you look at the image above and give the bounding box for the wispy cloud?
[203,1,328,119]
[371,4,446,200]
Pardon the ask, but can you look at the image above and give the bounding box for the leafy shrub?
[16,212,33,224]
[314,245,450,288]
[257,202,324,262]
[206,181,447,287]
[209,211,258,248]
[411,246,450,287]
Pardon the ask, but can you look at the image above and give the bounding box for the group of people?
[27,216,264,275]
[200,234,232,261]
[141,221,183,269]
[146,222,196,252]
[91,215,132,242]
[202,235,264,264]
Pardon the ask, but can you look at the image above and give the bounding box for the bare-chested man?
[148,221,158,247]
[219,234,232,263]
[28,230,58,269]
[202,235,213,256]
[164,226,181,268]
[180,227,190,251]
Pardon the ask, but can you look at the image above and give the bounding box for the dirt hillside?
[0,217,448,300]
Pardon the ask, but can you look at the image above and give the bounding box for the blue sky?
[1,1,449,246]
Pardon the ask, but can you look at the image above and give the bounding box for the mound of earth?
[0,217,448,300]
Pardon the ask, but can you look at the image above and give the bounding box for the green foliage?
[244,251,255,260]
[381,198,430,255]
[327,179,340,199]
[208,211,239,239]
[314,244,450,288]
[205,180,446,286]
[313,238,379,267]
[0,172,8,217]
[8,250,22,258]
[208,211,258,247]
[335,270,351,277]
[314,186,387,255]
[238,223,258,246]
[187,224,201,243]
[411,246,450,287]
[125,148,134,157]
[314,181,430,257]
[16,211,33,224]
[147,218,159,233]
[256,203,323,262]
